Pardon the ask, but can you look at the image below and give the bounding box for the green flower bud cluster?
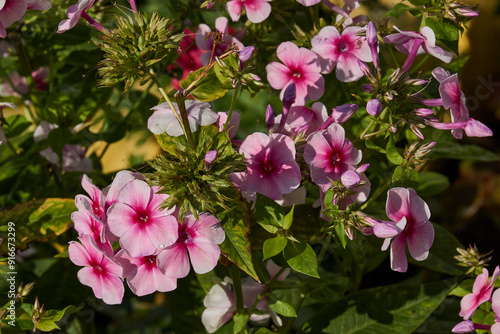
[94,12,183,92]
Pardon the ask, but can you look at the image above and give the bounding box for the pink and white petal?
[153,269,177,292]
[191,213,225,244]
[432,67,450,83]
[439,74,461,110]
[492,288,500,319]
[196,24,213,50]
[390,234,408,272]
[147,215,179,249]
[276,42,301,70]
[304,132,331,167]
[266,62,291,90]
[386,187,411,223]
[408,188,431,222]
[120,224,157,257]
[373,221,400,239]
[407,221,434,261]
[226,0,243,22]
[303,72,325,101]
[106,202,140,237]
[187,238,221,274]
[104,170,139,208]
[491,323,500,334]
[239,132,271,157]
[116,179,152,212]
[127,265,157,296]
[215,16,230,34]
[471,268,489,294]
[336,53,364,82]
[77,267,101,294]
[100,275,124,305]
[157,243,191,278]
[464,118,493,137]
[245,0,271,23]
[79,234,105,263]
[325,123,347,152]
[459,293,478,319]
[68,241,92,267]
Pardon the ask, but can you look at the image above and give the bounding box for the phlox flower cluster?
[68,171,225,304]
[452,266,500,333]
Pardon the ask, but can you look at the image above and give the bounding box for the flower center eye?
[180,231,191,243]
[292,70,301,78]
[138,212,149,223]
[93,264,104,272]
[145,255,156,265]
[331,152,341,164]
[338,40,349,52]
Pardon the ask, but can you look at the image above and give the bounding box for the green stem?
[317,234,332,265]
[174,93,196,148]
[388,47,400,69]
[281,293,304,334]
[409,54,430,75]
[223,85,241,133]
[229,265,245,314]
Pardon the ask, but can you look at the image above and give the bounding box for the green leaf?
[424,16,459,55]
[365,139,386,154]
[255,193,286,233]
[233,313,250,333]
[282,205,294,230]
[267,295,297,317]
[305,279,460,334]
[409,223,466,276]
[408,0,430,5]
[179,65,231,102]
[283,242,319,278]
[417,172,450,197]
[36,320,61,331]
[392,166,420,189]
[385,3,411,18]
[386,136,404,165]
[334,222,348,249]
[263,235,288,260]
[431,142,499,161]
[0,198,75,256]
[449,279,474,297]
[219,199,259,281]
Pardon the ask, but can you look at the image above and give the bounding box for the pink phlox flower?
[148,100,218,137]
[0,0,51,38]
[381,187,434,273]
[202,278,236,333]
[102,170,143,211]
[216,111,241,138]
[115,250,177,296]
[167,28,204,90]
[311,25,372,82]
[383,26,452,65]
[107,179,178,257]
[157,212,225,278]
[266,41,324,105]
[274,102,328,137]
[296,0,321,6]
[0,71,28,97]
[226,0,272,23]
[317,104,359,131]
[361,216,400,239]
[32,67,49,91]
[75,174,105,220]
[492,323,500,334]
[229,132,301,200]
[68,234,124,305]
[459,266,500,320]
[58,0,96,33]
[451,320,476,333]
[493,288,500,321]
[320,0,366,26]
[196,16,244,66]
[304,123,362,192]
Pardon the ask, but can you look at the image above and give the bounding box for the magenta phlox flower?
[107,179,178,257]
[115,250,177,296]
[202,278,236,333]
[58,0,95,33]
[75,174,105,220]
[311,25,372,82]
[266,41,324,105]
[148,100,218,137]
[157,212,225,278]
[0,0,50,38]
[304,123,362,192]
[459,266,500,320]
[196,16,244,66]
[317,104,359,131]
[68,234,124,305]
[383,26,452,72]
[381,187,434,273]
[229,132,301,200]
[226,0,271,23]
[274,102,328,137]
[102,170,142,211]
[216,111,241,138]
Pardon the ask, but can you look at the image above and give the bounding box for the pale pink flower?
[304,123,362,192]
[157,213,225,278]
[226,0,272,23]
[0,0,51,38]
[0,71,28,97]
[229,132,301,200]
[216,111,241,138]
[493,288,500,320]
[266,41,324,105]
[459,266,500,320]
[382,187,434,273]
[68,235,124,305]
[311,26,372,82]
[196,17,244,66]
[58,0,96,33]
[296,0,321,6]
[75,174,105,220]
[384,27,452,72]
[274,102,328,137]
[107,179,178,257]
[115,250,177,296]
[201,279,236,333]
[148,100,218,137]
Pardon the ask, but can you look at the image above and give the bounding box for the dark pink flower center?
[338,40,349,53]
[180,231,192,243]
[142,255,157,269]
[93,263,104,274]
[331,151,341,164]
[259,152,277,175]
[137,212,149,224]
[291,69,302,78]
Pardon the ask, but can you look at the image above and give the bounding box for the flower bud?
[204,150,217,171]
[366,99,382,116]
[266,104,275,131]
[362,84,375,93]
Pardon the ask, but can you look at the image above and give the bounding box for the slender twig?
[223,85,241,133]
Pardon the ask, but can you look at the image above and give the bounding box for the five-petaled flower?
[459,266,500,320]
[226,0,272,23]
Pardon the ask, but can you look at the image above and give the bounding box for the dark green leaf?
[305,279,460,334]
[431,142,499,161]
[334,222,348,249]
[386,136,404,165]
[449,279,474,297]
[263,235,288,260]
[392,166,420,188]
[408,0,430,5]
[425,17,459,55]
[255,193,286,232]
[365,139,386,154]
[385,3,411,18]
[0,198,75,256]
[179,65,231,102]
[282,205,294,230]
[283,242,319,278]
[267,295,297,317]
[417,172,450,197]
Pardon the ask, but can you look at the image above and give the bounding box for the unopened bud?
[20,282,35,297]
[362,84,375,93]
[366,99,382,116]
[239,46,255,63]
[345,226,355,240]
[407,78,428,86]
[414,108,434,117]
[415,141,436,159]
[204,150,217,171]
[387,68,401,86]
[266,104,275,131]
